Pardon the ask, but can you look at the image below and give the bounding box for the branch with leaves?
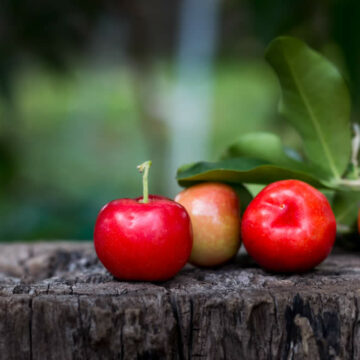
[177,37,360,234]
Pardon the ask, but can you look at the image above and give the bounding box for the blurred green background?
[1,0,359,241]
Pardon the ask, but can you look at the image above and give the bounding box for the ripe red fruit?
[241,180,336,272]
[175,182,241,267]
[94,161,193,281]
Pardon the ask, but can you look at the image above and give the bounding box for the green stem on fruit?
[137,160,152,203]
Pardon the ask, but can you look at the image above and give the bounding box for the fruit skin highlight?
[175,182,241,267]
[94,161,193,281]
[241,179,336,272]
[94,195,193,281]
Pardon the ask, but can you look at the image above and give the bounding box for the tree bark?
[0,242,359,359]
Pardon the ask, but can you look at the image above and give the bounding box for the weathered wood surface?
[0,242,360,360]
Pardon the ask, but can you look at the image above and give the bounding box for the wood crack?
[0,243,358,359]
[28,297,33,360]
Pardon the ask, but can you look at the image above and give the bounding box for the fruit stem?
[137,160,152,203]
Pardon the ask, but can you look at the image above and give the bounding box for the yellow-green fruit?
[175,182,241,267]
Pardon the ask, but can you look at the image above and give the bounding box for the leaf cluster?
[177,37,360,233]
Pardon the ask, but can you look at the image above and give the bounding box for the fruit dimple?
[271,201,301,228]
[241,179,336,273]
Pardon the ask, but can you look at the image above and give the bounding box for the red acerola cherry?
[94,161,193,281]
[241,180,336,272]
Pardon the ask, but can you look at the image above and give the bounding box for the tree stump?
[0,242,359,359]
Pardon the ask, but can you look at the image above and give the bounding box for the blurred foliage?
[0,61,280,240]
[1,0,360,240]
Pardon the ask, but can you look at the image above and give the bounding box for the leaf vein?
[282,47,340,179]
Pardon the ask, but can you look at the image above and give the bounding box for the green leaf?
[244,183,266,198]
[332,190,360,233]
[265,36,351,180]
[221,132,328,179]
[229,184,253,216]
[221,132,297,165]
[177,158,333,189]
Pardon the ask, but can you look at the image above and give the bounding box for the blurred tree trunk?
[131,63,169,195]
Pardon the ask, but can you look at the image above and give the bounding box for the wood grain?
[0,242,359,359]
